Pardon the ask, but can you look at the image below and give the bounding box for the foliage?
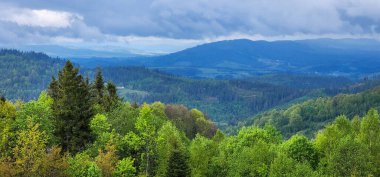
[1,49,359,130]
[12,121,47,176]
[95,143,118,177]
[90,114,111,137]
[282,135,319,169]
[1,60,380,176]
[114,157,136,177]
[0,100,16,157]
[49,61,95,153]
[15,91,55,144]
[253,86,380,138]
[66,152,101,177]
[0,93,380,176]
[0,49,64,100]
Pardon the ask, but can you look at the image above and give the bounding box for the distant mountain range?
[72,38,380,79]
[11,44,140,58]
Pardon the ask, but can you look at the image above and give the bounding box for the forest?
[1,61,380,177]
[2,49,376,131]
[252,85,380,138]
[2,0,380,176]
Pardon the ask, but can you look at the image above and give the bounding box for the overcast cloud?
[0,0,379,54]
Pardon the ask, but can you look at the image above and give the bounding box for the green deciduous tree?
[113,157,136,177]
[358,108,380,176]
[0,100,16,157]
[95,143,118,177]
[66,152,101,177]
[327,136,371,176]
[135,104,159,176]
[12,121,47,176]
[15,92,55,144]
[282,134,319,169]
[91,114,111,137]
[189,134,216,177]
[269,153,316,177]
[156,122,188,177]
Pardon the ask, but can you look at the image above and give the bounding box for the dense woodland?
[252,85,380,138]
[1,61,380,176]
[0,49,64,100]
[2,49,373,130]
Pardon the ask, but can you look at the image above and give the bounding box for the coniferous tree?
[94,68,104,105]
[48,61,94,153]
[48,76,58,100]
[107,82,118,100]
[0,96,5,102]
[104,82,120,112]
[167,145,189,177]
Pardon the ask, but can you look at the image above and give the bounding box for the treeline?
[0,61,216,176]
[1,49,359,128]
[252,86,380,138]
[1,61,380,176]
[98,67,348,124]
[0,50,306,125]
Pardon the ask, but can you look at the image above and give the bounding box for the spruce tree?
[93,68,104,104]
[48,76,58,100]
[104,82,120,112]
[106,82,118,100]
[167,144,189,177]
[48,61,94,153]
[0,95,5,102]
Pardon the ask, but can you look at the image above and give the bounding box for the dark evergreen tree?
[0,95,5,102]
[48,61,94,153]
[167,145,190,177]
[131,102,139,109]
[48,76,58,100]
[106,82,118,100]
[93,68,104,104]
[104,82,120,112]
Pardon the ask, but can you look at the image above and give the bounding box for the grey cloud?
[0,0,379,53]
[4,0,380,38]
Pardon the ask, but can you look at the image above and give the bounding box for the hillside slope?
[0,49,65,100]
[0,49,358,128]
[251,86,380,138]
[72,39,380,79]
[146,39,380,78]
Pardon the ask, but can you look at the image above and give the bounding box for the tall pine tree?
[48,61,94,153]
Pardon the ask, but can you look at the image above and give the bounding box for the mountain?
[14,44,140,58]
[146,39,380,78]
[72,38,380,79]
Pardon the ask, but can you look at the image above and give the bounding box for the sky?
[0,0,379,56]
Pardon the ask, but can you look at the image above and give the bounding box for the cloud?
[0,8,81,28]
[0,0,379,54]
[0,2,105,45]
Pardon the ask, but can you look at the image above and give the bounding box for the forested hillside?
[1,49,361,128]
[252,86,380,138]
[72,39,380,79]
[97,67,309,124]
[0,49,65,100]
[1,61,380,177]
